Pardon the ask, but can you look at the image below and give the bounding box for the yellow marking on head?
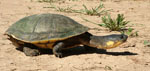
[106,41,114,46]
[111,41,122,48]
[98,41,123,49]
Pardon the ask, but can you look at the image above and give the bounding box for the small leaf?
[144,40,150,46]
[98,23,106,27]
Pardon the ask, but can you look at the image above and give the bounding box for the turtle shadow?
[61,46,138,57]
[16,46,138,58]
[38,46,137,57]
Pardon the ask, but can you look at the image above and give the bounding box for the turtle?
[5,13,128,58]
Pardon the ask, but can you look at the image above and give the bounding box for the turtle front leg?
[53,42,64,58]
[23,46,40,56]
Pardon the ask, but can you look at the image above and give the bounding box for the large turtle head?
[89,34,128,49]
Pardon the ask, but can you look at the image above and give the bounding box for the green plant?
[144,40,150,47]
[45,3,110,16]
[100,14,130,31]
[104,65,112,70]
[121,28,138,37]
[82,14,138,37]
[44,4,81,13]
[80,3,110,16]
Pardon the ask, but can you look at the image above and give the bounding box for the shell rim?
[5,31,88,44]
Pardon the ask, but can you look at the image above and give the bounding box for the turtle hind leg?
[23,44,40,56]
[53,42,64,58]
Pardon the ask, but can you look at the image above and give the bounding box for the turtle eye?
[120,35,124,39]
[121,34,128,41]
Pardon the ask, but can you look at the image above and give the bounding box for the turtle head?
[89,34,128,49]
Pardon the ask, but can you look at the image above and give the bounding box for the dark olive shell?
[6,13,89,42]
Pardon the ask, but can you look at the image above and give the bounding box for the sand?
[0,0,150,71]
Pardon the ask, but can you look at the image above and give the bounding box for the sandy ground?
[0,0,150,71]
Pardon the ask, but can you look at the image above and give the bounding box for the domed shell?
[5,13,89,43]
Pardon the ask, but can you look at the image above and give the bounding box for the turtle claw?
[55,53,63,58]
[53,42,64,58]
[23,47,40,56]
